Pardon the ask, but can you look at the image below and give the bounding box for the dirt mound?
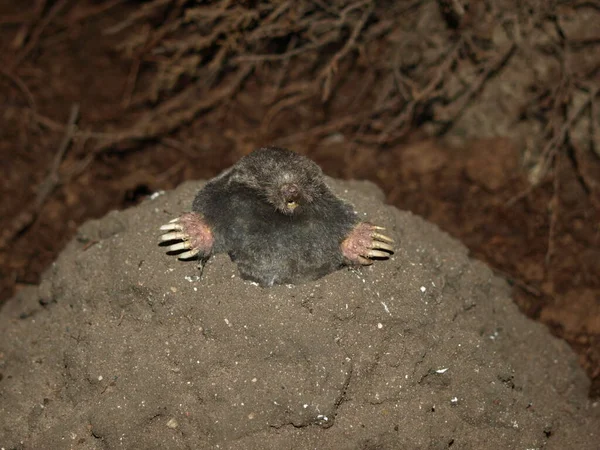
[2,0,600,397]
[1,180,597,449]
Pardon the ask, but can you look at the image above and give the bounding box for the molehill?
[0,179,598,449]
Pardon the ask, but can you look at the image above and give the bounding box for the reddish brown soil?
[1,0,599,397]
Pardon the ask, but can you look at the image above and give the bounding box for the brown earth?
[1,0,599,403]
[1,179,598,449]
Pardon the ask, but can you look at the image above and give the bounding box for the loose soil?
[1,179,598,448]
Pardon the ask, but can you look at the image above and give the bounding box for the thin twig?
[377,38,465,143]
[48,104,80,186]
[8,0,71,71]
[492,268,542,297]
[104,0,172,35]
[0,104,79,251]
[66,0,127,24]
[233,41,325,63]
[319,1,374,101]
[93,65,253,151]
[545,152,561,267]
[436,42,518,133]
[10,0,47,49]
[121,41,144,108]
[507,89,600,206]
[0,68,37,112]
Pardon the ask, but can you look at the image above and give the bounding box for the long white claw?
[373,232,394,243]
[167,241,192,252]
[367,249,390,258]
[178,249,201,260]
[373,241,394,252]
[160,223,183,231]
[372,226,386,230]
[169,218,180,223]
[358,256,373,265]
[160,232,188,242]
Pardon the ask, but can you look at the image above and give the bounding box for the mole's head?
[234,147,325,216]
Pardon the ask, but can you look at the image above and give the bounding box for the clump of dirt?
[1,179,598,449]
[0,0,599,397]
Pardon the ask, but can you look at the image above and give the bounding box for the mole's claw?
[159,213,214,265]
[160,223,183,232]
[372,232,394,243]
[178,249,201,260]
[342,222,394,266]
[167,241,192,252]
[357,256,373,265]
[160,231,187,242]
[372,241,394,252]
[367,249,390,259]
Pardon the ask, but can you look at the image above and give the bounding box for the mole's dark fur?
[159,147,393,287]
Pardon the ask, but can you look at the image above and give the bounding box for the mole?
[159,146,394,287]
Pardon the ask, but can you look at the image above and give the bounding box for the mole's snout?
[281,183,300,211]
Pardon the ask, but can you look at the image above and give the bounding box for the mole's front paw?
[341,222,394,266]
[159,213,214,260]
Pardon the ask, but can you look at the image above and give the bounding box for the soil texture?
[0,180,598,449]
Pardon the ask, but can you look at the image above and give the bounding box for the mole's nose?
[281,183,300,201]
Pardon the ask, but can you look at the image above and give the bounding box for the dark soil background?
[1,0,599,399]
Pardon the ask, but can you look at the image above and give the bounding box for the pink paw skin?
[159,213,214,261]
[341,222,394,265]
